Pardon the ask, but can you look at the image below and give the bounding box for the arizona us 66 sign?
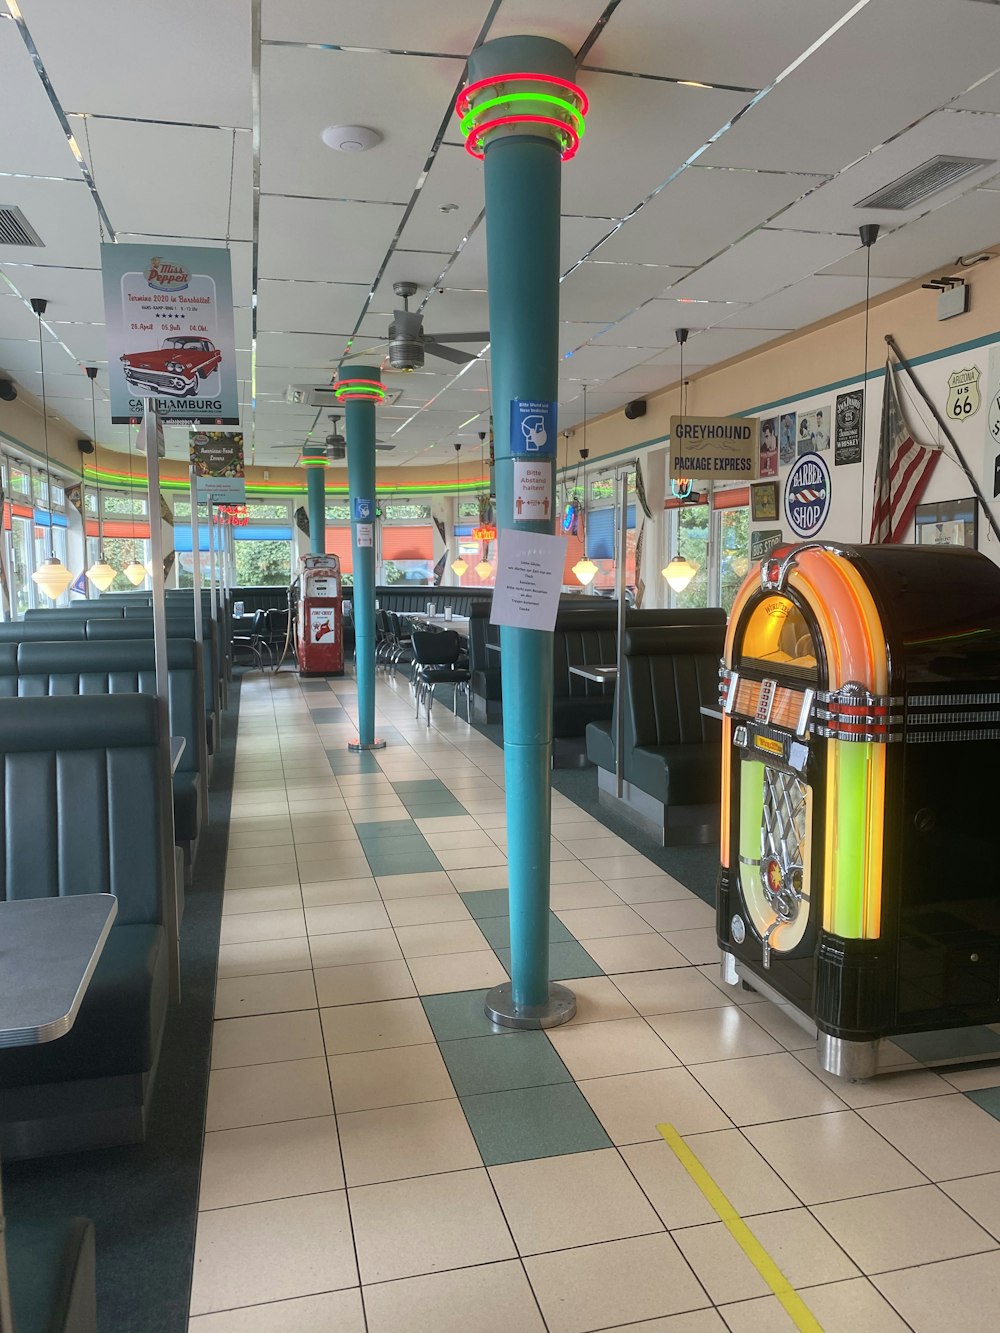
[784,451,831,538]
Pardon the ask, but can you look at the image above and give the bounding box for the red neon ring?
[456,72,588,119]
[465,114,580,161]
[333,379,385,394]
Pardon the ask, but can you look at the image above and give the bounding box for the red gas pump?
[296,553,344,676]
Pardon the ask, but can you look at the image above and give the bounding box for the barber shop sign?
[784,452,831,539]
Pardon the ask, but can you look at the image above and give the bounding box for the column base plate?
[485,981,576,1030]
[348,738,387,752]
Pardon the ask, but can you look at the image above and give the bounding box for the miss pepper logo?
[145,257,190,292]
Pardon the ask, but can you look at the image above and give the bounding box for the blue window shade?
[454,524,474,537]
[586,506,634,559]
[174,524,292,551]
[33,510,68,528]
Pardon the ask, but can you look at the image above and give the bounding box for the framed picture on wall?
[914,497,977,549]
[751,481,779,522]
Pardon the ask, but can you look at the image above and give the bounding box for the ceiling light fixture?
[28,298,73,601]
[320,125,382,153]
[662,554,698,592]
[671,328,694,501]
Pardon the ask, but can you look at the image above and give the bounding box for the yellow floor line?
[657,1123,825,1333]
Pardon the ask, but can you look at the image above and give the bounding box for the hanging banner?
[669,416,759,480]
[101,242,239,425]
[834,390,864,466]
[189,430,246,504]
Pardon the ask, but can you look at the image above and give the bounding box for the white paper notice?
[490,528,567,632]
[512,459,552,523]
[356,523,374,548]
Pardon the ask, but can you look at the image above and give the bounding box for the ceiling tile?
[0,178,101,269]
[258,196,404,283]
[559,343,655,383]
[559,261,690,322]
[70,118,252,241]
[955,70,1000,114]
[593,296,746,346]
[718,273,902,330]
[444,214,617,289]
[418,286,490,333]
[46,322,108,364]
[19,0,252,126]
[700,0,1000,174]
[0,18,80,178]
[256,332,354,368]
[670,229,857,303]
[775,110,1000,234]
[374,251,454,304]
[561,73,749,217]
[487,0,611,50]
[586,0,848,88]
[0,263,103,325]
[397,145,485,255]
[594,166,826,267]
[259,46,460,203]
[261,0,493,51]
[819,187,1000,281]
[604,363,709,395]
[256,279,369,334]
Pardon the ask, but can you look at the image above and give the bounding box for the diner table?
[0,893,118,1332]
[569,664,619,685]
[407,613,470,640]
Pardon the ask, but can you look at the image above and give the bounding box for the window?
[667,504,710,609]
[85,535,151,593]
[384,502,431,522]
[103,490,148,517]
[7,462,29,498]
[325,503,351,524]
[234,539,292,587]
[84,487,99,517]
[718,506,750,613]
[31,471,48,508]
[456,499,480,519]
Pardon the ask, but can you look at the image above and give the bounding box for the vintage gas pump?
[296,552,344,676]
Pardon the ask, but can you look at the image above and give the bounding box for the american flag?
[869,357,941,543]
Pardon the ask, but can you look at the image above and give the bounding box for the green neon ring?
[460,91,585,138]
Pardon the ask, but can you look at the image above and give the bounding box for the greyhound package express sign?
[101,243,238,425]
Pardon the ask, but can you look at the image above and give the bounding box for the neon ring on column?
[332,378,386,402]
[456,73,588,163]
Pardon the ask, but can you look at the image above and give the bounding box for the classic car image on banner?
[190,431,246,505]
[101,243,239,425]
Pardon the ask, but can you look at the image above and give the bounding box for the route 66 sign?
[947,366,981,420]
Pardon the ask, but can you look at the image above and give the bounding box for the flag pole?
[884,333,1000,547]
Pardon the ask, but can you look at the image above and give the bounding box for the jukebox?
[717,541,1000,1078]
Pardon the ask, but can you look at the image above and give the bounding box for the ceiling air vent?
[0,206,43,247]
[856,155,995,211]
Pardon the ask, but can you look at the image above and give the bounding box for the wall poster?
[834,390,864,466]
[102,242,239,425]
[797,405,831,456]
[759,417,778,477]
[189,430,246,504]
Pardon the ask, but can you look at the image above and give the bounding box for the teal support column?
[340,367,386,752]
[305,455,326,554]
[463,36,584,1028]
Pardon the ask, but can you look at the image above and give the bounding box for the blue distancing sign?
[353,497,373,521]
[510,399,557,458]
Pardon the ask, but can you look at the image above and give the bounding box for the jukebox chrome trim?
[760,541,850,592]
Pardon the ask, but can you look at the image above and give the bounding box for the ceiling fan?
[379,281,489,371]
[271,414,395,459]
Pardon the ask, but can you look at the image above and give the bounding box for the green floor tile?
[460,1083,612,1166]
[421,989,514,1041]
[326,750,381,775]
[967,1087,1000,1121]
[309,708,350,724]
[402,801,466,819]
[366,849,442,875]
[391,779,449,794]
[494,939,604,980]
[478,914,573,950]
[461,889,511,919]
[441,1030,571,1096]
[354,820,418,841]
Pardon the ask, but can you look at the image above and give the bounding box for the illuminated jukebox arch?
[717,541,1000,1080]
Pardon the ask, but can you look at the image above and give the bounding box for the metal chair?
[232,608,268,669]
[387,611,415,679]
[411,629,471,724]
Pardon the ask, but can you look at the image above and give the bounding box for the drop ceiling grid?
[0,0,999,462]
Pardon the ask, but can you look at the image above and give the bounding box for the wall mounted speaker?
[624,399,647,420]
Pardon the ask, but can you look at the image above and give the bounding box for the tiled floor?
[189,668,1000,1332]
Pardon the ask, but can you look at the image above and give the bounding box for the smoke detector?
[321,125,382,153]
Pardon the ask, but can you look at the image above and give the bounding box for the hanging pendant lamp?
[450,441,468,576]
[572,385,598,586]
[474,428,492,579]
[28,299,73,600]
[122,425,147,586]
[84,366,118,591]
[663,330,698,595]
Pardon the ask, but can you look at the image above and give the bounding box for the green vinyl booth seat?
[7,1217,96,1333]
[15,638,208,871]
[0,694,173,1159]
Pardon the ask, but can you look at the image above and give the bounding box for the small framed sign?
[750,480,779,522]
[914,497,977,549]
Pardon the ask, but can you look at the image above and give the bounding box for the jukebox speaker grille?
[740,761,812,967]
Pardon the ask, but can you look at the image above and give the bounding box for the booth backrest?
[0,622,87,644]
[0,644,17,696]
[627,608,727,629]
[24,606,124,620]
[553,606,620,699]
[16,640,205,780]
[623,625,724,748]
[0,693,166,926]
[83,620,216,724]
